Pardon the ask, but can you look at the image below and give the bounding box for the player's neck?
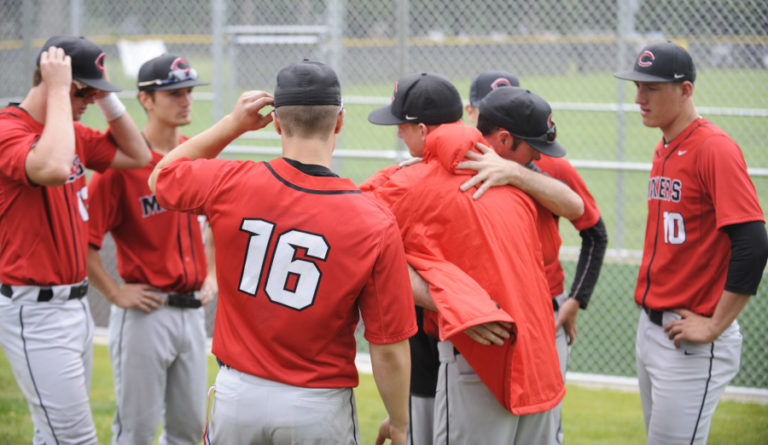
[661,103,699,143]
[281,136,335,169]
[18,85,49,124]
[142,121,181,155]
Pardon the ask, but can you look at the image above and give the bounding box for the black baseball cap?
[614,41,696,83]
[37,35,120,92]
[478,87,565,158]
[469,70,520,106]
[368,72,463,126]
[137,54,209,91]
[274,59,341,107]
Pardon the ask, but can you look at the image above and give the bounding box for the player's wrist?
[95,93,126,121]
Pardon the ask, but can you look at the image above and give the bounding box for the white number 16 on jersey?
[238,218,329,310]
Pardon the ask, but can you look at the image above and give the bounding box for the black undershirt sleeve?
[569,217,608,309]
[723,221,768,295]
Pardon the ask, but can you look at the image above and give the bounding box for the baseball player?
[87,53,216,444]
[365,72,564,444]
[462,74,608,443]
[0,35,150,444]
[148,60,417,445]
[615,41,768,444]
[377,73,583,445]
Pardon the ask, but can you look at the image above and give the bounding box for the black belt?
[0,283,88,302]
[167,292,201,309]
[643,307,664,326]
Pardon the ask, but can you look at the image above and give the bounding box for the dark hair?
[32,67,43,86]
[276,105,340,139]
[476,113,522,150]
[137,89,156,114]
[476,113,500,136]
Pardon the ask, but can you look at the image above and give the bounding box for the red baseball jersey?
[635,118,765,315]
[155,157,417,388]
[0,105,116,285]
[88,139,207,292]
[535,156,602,297]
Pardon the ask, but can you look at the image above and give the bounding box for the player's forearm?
[515,167,584,220]
[205,224,216,277]
[87,246,121,304]
[26,88,75,185]
[369,340,411,432]
[106,113,151,169]
[408,264,436,311]
[570,218,608,308]
[148,113,241,193]
[709,290,750,338]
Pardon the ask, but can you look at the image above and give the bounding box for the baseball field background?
[1,0,766,417]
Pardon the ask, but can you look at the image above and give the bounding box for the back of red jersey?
[0,106,116,285]
[635,118,765,315]
[156,157,416,388]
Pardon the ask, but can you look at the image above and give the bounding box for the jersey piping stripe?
[640,121,709,310]
[20,306,60,444]
[347,389,359,444]
[443,364,449,445]
[408,396,414,445]
[264,162,361,195]
[114,309,128,440]
[570,227,597,298]
[175,222,189,288]
[690,342,716,444]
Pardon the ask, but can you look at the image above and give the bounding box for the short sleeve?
[359,218,418,345]
[697,135,764,229]
[155,157,230,215]
[76,123,118,173]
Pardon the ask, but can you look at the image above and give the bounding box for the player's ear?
[272,110,283,135]
[138,91,153,111]
[499,129,513,149]
[680,81,694,100]
[334,108,345,134]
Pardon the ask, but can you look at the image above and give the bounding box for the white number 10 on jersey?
[663,211,686,245]
[238,218,329,310]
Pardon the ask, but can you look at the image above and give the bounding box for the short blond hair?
[276,105,339,139]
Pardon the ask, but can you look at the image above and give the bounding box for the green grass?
[2,344,766,444]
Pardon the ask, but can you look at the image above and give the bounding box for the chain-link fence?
[1,0,766,389]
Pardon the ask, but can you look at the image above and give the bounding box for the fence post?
[211,0,226,122]
[395,0,410,158]
[614,0,636,254]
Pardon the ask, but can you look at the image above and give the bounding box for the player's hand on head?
[39,46,72,92]
[199,274,218,306]
[457,142,520,200]
[112,283,164,313]
[464,321,514,346]
[232,90,274,133]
